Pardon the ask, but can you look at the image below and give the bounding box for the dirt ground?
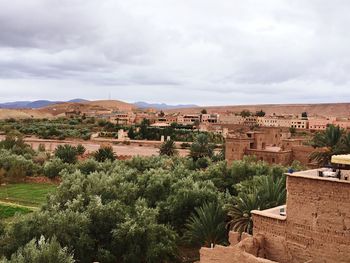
[2,136,190,157]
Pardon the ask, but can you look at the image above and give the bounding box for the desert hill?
[42,100,136,116]
[0,100,137,119]
[166,103,350,117]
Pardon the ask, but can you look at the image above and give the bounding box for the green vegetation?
[0,184,56,207]
[0,236,74,263]
[93,146,116,162]
[255,110,266,117]
[0,155,294,262]
[240,110,252,117]
[310,124,350,165]
[0,117,224,144]
[184,202,227,247]
[0,120,293,262]
[190,134,215,160]
[227,173,286,234]
[0,204,32,219]
[159,140,178,156]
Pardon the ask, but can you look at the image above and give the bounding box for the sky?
[1,0,350,105]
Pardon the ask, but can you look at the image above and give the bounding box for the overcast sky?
[0,0,350,105]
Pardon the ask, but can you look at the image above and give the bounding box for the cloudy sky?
[0,0,350,105]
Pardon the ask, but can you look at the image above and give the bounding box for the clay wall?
[246,149,292,165]
[253,175,350,263]
[291,145,314,167]
[285,176,350,263]
[253,215,289,262]
[225,138,252,165]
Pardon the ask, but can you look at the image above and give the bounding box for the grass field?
[0,204,32,219]
[0,183,56,207]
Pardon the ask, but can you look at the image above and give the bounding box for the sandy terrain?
[166,103,350,117]
[0,136,189,158]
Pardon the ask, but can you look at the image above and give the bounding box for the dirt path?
[0,200,39,210]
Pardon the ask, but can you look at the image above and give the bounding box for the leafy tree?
[184,202,227,247]
[127,127,135,140]
[0,133,34,156]
[43,158,70,178]
[301,112,308,118]
[159,140,178,156]
[139,119,150,139]
[190,134,214,160]
[93,146,116,162]
[201,109,207,114]
[1,236,74,263]
[54,145,78,164]
[112,199,178,263]
[76,159,99,175]
[255,110,265,117]
[240,110,251,118]
[289,127,296,135]
[0,154,38,183]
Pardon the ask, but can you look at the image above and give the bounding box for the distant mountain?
[134,101,198,110]
[0,99,88,109]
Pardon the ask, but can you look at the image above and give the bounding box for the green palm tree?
[227,192,261,234]
[258,175,286,209]
[159,140,178,156]
[310,125,345,165]
[227,174,286,234]
[184,202,227,247]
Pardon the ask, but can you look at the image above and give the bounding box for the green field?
[0,183,56,207]
[0,204,32,219]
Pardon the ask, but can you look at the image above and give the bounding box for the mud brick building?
[225,127,315,167]
[200,168,350,263]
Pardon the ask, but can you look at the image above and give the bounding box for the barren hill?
[0,109,54,119]
[0,100,137,119]
[166,103,350,117]
[43,100,136,116]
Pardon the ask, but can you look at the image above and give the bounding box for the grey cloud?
[0,0,350,104]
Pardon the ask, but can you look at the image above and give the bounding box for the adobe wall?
[225,138,252,165]
[199,232,277,263]
[253,215,289,263]
[285,176,350,263]
[200,246,275,263]
[253,175,350,263]
[291,145,315,167]
[246,149,292,166]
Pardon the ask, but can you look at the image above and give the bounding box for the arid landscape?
[1,1,350,262]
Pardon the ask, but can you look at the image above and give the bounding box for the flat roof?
[286,169,350,185]
[252,205,286,220]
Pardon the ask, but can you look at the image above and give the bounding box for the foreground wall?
[253,175,350,263]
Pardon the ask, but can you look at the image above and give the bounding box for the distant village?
[64,107,350,168]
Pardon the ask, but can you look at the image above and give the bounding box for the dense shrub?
[93,146,115,162]
[43,158,71,178]
[0,150,39,180]
[0,236,74,263]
